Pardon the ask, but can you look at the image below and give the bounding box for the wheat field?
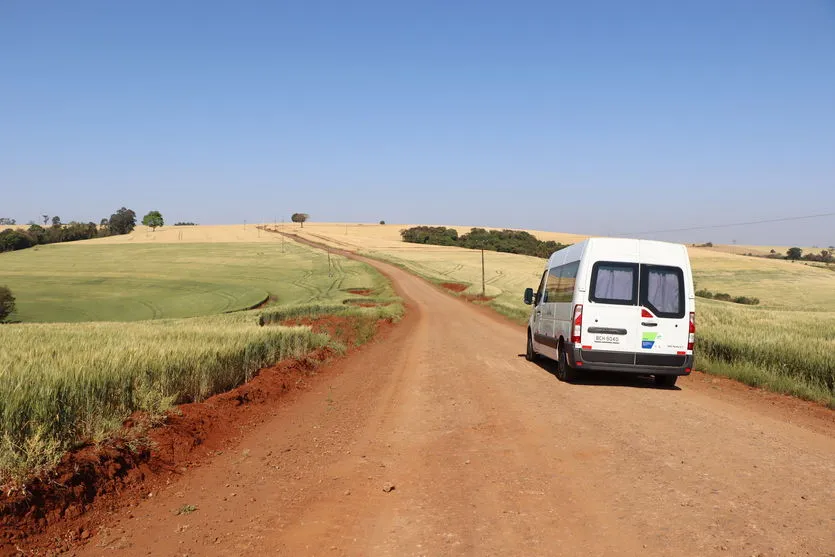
[2,235,394,322]
[0,233,401,482]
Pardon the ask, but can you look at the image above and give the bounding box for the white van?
[523,238,695,387]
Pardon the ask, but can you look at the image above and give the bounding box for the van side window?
[553,261,579,302]
[543,267,561,302]
[534,271,547,305]
[590,262,638,305]
[641,265,685,318]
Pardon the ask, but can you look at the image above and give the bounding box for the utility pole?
[481,248,486,297]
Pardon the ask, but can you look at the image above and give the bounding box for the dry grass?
[83,224,284,244]
[687,247,835,310]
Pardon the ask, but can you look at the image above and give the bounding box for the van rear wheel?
[556,345,578,383]
[655,375,678,388]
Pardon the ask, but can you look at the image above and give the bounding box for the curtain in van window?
[646,268,680,314]
[594,266,634,301]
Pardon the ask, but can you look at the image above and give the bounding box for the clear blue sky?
[2,1,834,245]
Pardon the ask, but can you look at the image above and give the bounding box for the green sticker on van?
[642,332,658,349]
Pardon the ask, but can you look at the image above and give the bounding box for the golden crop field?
[84,223,282,244]
[288,223,835,407]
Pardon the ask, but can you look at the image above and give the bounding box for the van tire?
[655,375,678,388]
[526,331,539,362]
[556,344,578,383]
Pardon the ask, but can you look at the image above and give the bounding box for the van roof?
[547,237,688,267]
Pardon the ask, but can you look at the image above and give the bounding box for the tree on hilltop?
[109,207,137,235]
[786,247,803,260]
[291,213,309,228]
[0,218,15,225]
[142,210,164,231]
[51,216,61,227]
[0,286,15,323]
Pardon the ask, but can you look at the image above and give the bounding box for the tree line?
[0,208,167,253]
[400,226,570,258]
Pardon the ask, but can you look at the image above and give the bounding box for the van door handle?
[588,327,628,335]
[642,322,658,327]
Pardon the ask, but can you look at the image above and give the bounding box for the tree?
[142,210,164,231]
[379,220,386,225]
[51,216,61,227]
[42,215,49,226]
[0,229,33,252]
[0,218,16,225]
[786,247,803,260]
[108,207,137,235]
[291,213,309,228]
[0,286,15,323]
[27,224,46,245]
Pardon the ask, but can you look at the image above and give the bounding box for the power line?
[617,212,835,237]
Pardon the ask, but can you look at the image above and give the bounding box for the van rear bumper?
[565,343,693,376]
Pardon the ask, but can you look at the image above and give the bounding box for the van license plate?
[595,335,621,345]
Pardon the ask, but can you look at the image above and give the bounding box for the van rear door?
[637,264,688,358]
[584,261,640,356]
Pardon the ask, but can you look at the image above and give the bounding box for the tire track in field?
[137,299,162,319]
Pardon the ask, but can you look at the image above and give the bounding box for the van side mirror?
[524,288,534,305]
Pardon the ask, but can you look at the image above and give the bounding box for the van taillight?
[572,304,583,344]
[688,312,695,351]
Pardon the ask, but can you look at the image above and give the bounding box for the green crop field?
[0,235,401,483]
[0,239,389,322]
[291,225,835,408]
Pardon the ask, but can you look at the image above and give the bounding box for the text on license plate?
[594,335,621,344]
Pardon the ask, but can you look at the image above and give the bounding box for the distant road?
[80,254,835,556]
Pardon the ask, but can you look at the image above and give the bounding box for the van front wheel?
[556,345,578,383]
[526,332,538,362]
[654,375,678,388]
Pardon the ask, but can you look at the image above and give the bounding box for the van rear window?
[590,262,638,305]
[589,261,686,318]
[641,265,685,318]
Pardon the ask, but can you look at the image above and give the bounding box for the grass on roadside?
[695,301,835,407]
[0,301,402,486]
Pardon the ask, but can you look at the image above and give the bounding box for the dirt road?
[79,258,834,556]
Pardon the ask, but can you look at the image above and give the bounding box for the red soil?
[0,315,393,556]
[440,282,468,293]
[439,282,494,303]
[344,288,374,296]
